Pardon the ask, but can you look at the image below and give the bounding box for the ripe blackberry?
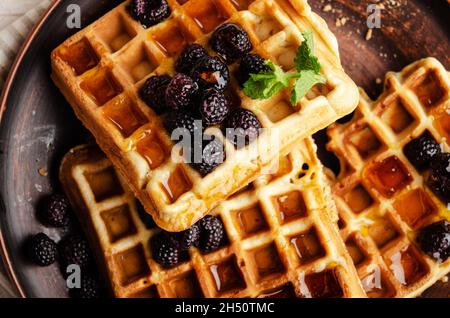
[26,233,57,267]
[403,132,441,171]
[165,73,198,111]
[40,194,71,227]
[191,135,226,176]
[417,220,450,263]
[198,215,225,253]
[199,88,229,126]
[210,23,253,63]
[58,234,94,270]
[236,54,271,86]
[70,275,101,299]
[139,75,171,114]
[175,44,208,74]
[165,111,203,137]
[150,232,181,267]
[224,108,262,148]
[127,0,171,28]
[428,152,450,203]
[175,224,201,250]
[190,56,229,91]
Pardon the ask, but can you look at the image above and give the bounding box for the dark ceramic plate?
[0,0,449,298]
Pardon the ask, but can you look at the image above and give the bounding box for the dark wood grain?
[0,0,448,297]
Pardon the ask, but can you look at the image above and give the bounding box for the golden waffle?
[59,139,365,298]
[51,0,359,231]
[327,57,450,298]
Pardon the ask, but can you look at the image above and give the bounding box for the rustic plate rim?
[0,0,61,298]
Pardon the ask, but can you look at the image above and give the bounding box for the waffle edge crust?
[51,0,359,231]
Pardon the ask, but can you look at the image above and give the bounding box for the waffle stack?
[60,139,365,298]
[51,0,359,231]
[327,58,450,298]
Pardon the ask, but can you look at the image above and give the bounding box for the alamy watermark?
[367,3,382,29]
[66,264,81,289]
[66,4,81,29]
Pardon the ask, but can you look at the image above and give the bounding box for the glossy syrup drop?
[57,38,99,75]
[364,156,412,198]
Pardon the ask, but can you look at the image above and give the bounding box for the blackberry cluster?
[427,152,450,203]
[165,73,198,111]
[140,75,172,114]
[198,216,225,253]
[165,111,202,137]
[70,275,101,299]
[224,108,262,148]
[418,220,450,263]
[58,234,94,270]
[403,132,441,171]
[127,0,171,28]
[27,233,57,267]
[151,232,182,268]
[161,23,262,175]
[199,88,229,126]
[40,194,72,227]
[191,136,226,176]
[175,44,208,74]
[210,23,253,63]
[150,215,225,267]
[190,56,230,91]
[175,224,201,250]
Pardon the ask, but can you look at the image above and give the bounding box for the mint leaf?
[290,70,326,106]
[242,31,326,105]
[295,31,321,73]
[243,61,291,99]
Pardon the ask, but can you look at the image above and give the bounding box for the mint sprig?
[243,61,294,100]
[242,31,326,106]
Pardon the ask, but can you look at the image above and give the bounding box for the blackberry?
[428,152,450,203]
[209,23,253,63]
[191,135,226,176]
[40,194,71,227]
[199,88,229,126]
[165,111,203,137]
[26,233,57,266]
[190,56,229,91]
[150,232,181,267]
[175,224,201,250]
[417,220,450,263]
[127,0,171,28]
[58,234,94,270]
[139,75,171,114]
[224,108,262,148]
[175,44,208,74]
[165,73,198,111]
[403,132,441,171]
[198,215,224,253]
[236,54,271,86]
[70,275,101,299]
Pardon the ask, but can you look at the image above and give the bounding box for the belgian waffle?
[51,0,359,232]
[327,57,450,298]
[59,139,365,298]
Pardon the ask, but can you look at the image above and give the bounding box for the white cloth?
[0,0,51,298]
